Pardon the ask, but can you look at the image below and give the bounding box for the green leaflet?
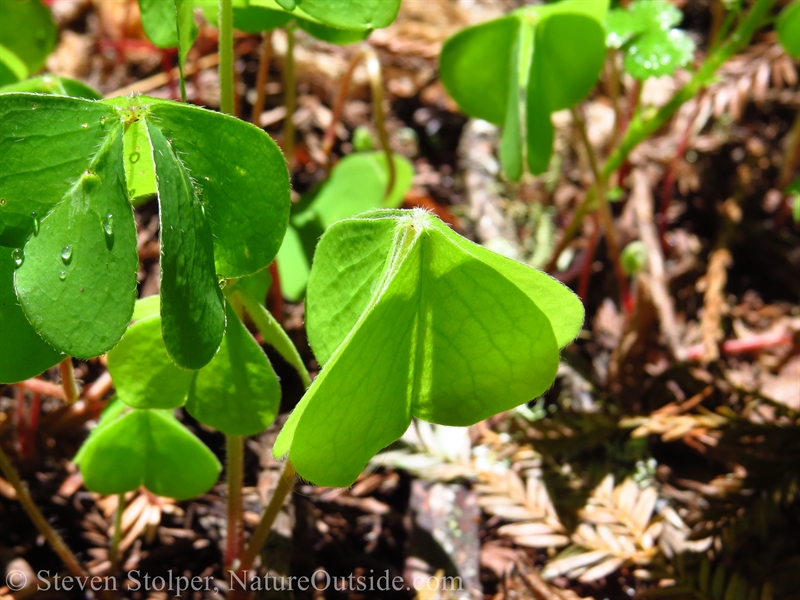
[440,0,608,178]
[75,405,221,500]
[13,124,140,358]
[200,1,369,45]
[0,74,102,99]
[778,1,800,59]
[605,0,695,80]
[0,0,57,75]
[146,118,226,369]
[277,151,414,300]
[249,0,400,30]
[108,297,282,436]
[147,101,290,279]
[0,246,63,384]
[275,209,584,487]
[107,315,193,409]
[1,93,290,366]
[186,302,281,435]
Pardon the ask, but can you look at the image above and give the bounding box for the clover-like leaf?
[249,0,400,31]
[108,297,282,436]
[274,209,584,487]
[277,151,414,300]
[0,246,63,384]
[199,0,368,45]
[75,402,221,500]
[440,0,608,178]
[2,93,290,366]
[13,120,140,359]
[0,74,102,99]
[778,0,800,59]
[606,0,695,81]
[0,0,57,75]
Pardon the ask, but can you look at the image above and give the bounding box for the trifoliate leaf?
[275,209,583,487]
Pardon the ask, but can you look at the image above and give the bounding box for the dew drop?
[0,198,6,207]
[218,276,227,290]
[103,213,115,237]
[31,211,40,235]
[80,122,88,129]
[61,245,73,263]
[31,103,38,110]
[11,248,24,268]
[58,270,67,281]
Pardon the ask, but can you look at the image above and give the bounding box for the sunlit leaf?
[275,209,583,487]
[75,406,221,500]
[0,74,101,99]
[440,0,608,178]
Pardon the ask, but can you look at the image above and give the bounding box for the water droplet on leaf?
[58,270,67,281]
[61,245,73,263]
[81,123,88,129]
[31,212,39,235]
[11,248,23,267]
[103,213,115,237]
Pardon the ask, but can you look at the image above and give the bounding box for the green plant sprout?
[0,0,56,87]
[440,0,609,179]
[605,0,695,80]
[274,208,584,487]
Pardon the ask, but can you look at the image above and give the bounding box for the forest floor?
[1,1,799,599]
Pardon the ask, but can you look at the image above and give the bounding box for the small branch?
[238,460,296,573]
[282,24,297,170]
[218,0,235,117]
[577,213,600,301]
[59,357,80,405]
[320,46,395,199]
[0,446,87,579]
[252,32,273,126]
[571,106,630,311]
[16,378,67,401]
[363,47,396,201]
[225,435,244,569]
[109,493,125,574]
[321,52,365,158]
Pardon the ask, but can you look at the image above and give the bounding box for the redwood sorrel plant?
[2,0,780,593]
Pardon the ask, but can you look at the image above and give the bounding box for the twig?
[684,332,793,361]
[104,53,221,98]
[15,378,66,401]
[0,446,87,579]
[320,46,396,200]
[283,24,297,169]
[238,460,296,573]
[631,168,683,359]
[577,213,600,301]
[59,357,80,405]
[225,435,244,569]
[571,106,630,311]
[252,32,273,126]
[109,493,125,574]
